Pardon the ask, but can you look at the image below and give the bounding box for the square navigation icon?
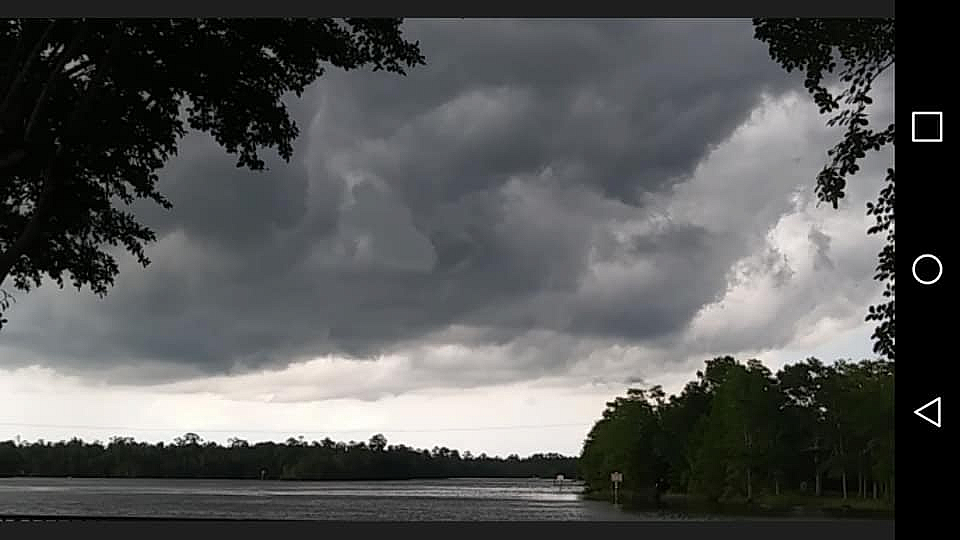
[912,111,943,142]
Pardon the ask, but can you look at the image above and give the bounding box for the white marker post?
[556,474,565,491]
[610,471,623,505]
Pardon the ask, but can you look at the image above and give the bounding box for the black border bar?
[0,521,895,540]
[898,0,951,529]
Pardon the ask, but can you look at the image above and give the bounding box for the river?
[0,477,688,520]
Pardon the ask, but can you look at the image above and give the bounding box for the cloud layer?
[1,20,892,400]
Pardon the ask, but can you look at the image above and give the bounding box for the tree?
[753,19,895,359]
[368,433,388,452]
[657,378,711,493]
[0,18,425,328]
[689,360,780,501]
[580,387,665,504]
[227,437,249,448]
[174,432,202,447]
[776,358,828,496]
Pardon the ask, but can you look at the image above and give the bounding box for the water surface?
[0,477,680,520]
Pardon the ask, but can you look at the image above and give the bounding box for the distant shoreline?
[0,436,579,481]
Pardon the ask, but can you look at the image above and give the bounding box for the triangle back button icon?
[914,397,942,428]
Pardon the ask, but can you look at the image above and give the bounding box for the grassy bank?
[582,489,894,519]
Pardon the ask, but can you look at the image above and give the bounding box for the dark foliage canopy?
[0,18,425,327]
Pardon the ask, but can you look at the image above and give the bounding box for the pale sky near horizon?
[0,19,893,457]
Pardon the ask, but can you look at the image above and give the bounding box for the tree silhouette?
[369,433,388,452]
[0,18,425,328]
[174,432,202,447]
[752,18,895,360]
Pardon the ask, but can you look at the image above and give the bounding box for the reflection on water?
[2,477,583,499]
[0,477,667,520]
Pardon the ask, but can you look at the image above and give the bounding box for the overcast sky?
[0,19,893,457]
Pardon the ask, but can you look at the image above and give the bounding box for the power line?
[0,420,591,435]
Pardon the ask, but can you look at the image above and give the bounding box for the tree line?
[579,357,894,506]
[0,432,577,481]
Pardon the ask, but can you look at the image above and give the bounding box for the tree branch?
[60,25,122,142]
[0,25,121,289]
[24,22,89,143]
[0,20,58,123]
[1,23,29,96]
[0,145,62,289]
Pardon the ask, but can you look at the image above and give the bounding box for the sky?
[0,19,893,457]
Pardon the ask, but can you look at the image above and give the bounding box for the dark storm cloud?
[138,134,311,249]
[1,19,807,381]
[309,20,794,209]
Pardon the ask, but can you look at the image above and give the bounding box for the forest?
[0,433,577,480]
[578,356,894,507]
